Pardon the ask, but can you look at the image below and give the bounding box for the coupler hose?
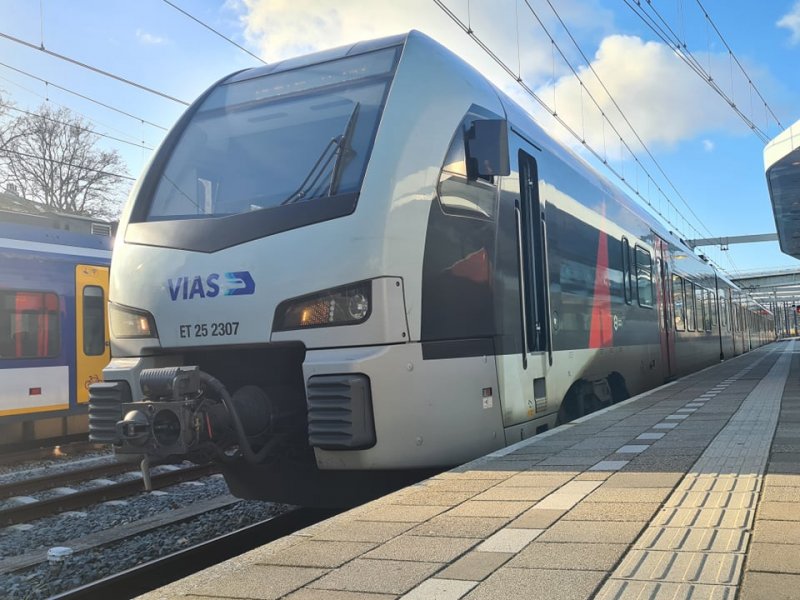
[198,371,277,465]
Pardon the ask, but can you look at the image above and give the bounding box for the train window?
[672,275,685,330]
[709,291,717,330]
[438,114,498,219]
[634,246,653,307]
[82,286,106,356]
[695,286,706,332]
[686,282,696,331]
[720,291,729,329]
[0,291,60,359]
[622,238,632,304]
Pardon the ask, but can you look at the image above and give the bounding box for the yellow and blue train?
[0,207,112,446]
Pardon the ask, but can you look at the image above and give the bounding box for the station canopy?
[765,119,800,258]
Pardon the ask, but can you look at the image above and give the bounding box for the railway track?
[0,439,102,468]
[49,508,335,600]
[0,463,216,526]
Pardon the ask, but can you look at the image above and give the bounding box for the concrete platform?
[140,340,800,600]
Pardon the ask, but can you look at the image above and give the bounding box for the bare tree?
[0,103,129,218]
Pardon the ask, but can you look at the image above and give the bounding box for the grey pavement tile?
[590,460,629,471]
[359,504,451,523]
[462,567,604,600]
[422,479,500,493]
[537,520,647,544]
[257,540,376,568]
[574,471,613,481]
[400,578,477,600]
[739,572,800,600]
[285,590,397,600]
[752,520,800,544]
[769,462,800,475]
[507,541,628,571]
[585,486,672,504]
[495,473,574,488]
[761,486,800,502]
[440,469,518,480]
[509,507,565,529]
[409,515,509,539]
[764,475,800,488]
[364,534,477,563]
[562,501,661,522]
[389,490,478,507]
[445,500,532,518]
[437,551,514,581]
[471,486,555,502]
[476,528,543,552]
[539,455,607,466]
[605,472,683,488]
[309,559,442,595]
[312,521,416,544]
[195,565,328,600]
[747,542,800,574]
[757,501,800,521]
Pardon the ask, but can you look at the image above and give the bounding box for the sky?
[0,0,798,277]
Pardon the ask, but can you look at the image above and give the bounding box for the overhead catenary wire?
[0,61,168,131]
[0,30,190,106]
[538,0,717,242]
[6,106,154,151]
[1,148,137,181]
[621,0,772,143]
[161,0,266,65]
[694,0,783,130]
[432,0,684,239]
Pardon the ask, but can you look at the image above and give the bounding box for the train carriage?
[90,31,774,506]
[0,209,112,445]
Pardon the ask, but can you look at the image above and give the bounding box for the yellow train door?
[75,264,110,404]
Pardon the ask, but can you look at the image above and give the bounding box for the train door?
[75,264,110,404]
[494,134,551,441]
[653,236,676,380]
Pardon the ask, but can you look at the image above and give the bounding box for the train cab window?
[0,291,60,358]
[672,275,685,331]
[82,286,106,356]
[686,282,696,331]
[438,114,499,219]
[634,246,653,307]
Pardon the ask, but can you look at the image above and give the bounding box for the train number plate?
[178,321,240,339]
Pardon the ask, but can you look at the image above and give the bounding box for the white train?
[90,31,774,506]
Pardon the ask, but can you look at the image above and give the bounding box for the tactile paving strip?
[595,341,793,599]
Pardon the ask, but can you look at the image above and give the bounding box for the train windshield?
[146,47,399,220]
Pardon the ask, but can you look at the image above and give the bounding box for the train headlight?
[274,281,372,331]
[109,303,158,338]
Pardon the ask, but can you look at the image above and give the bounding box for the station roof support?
[765,118,800,258]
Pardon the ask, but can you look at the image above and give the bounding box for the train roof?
[223,31,768,314]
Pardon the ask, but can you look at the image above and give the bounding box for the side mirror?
[467,119,510,178]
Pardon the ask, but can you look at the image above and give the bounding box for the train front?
[89,32,508,506]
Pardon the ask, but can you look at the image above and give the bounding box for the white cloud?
[532,35,745,152]
[231,3,755,155]
[778,2,800,44]
[136,29,168,46]
[702,139,714,152]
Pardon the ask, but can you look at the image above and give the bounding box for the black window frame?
[82,285,106,357]
[672,274,685,331]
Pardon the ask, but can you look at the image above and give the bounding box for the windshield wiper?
[281,102,360,205]
[328,102,360,195]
